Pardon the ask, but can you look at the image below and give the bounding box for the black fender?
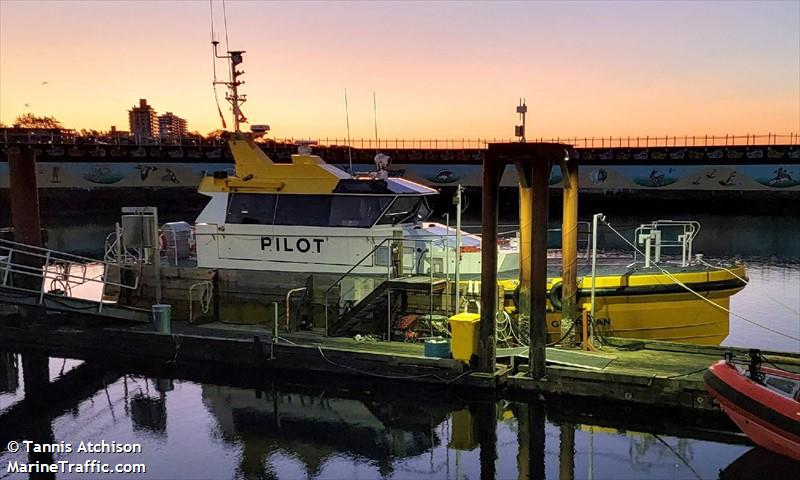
[549,281,563,310]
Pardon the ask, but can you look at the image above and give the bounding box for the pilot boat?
[193,136,518,276]
[166,45,748,345]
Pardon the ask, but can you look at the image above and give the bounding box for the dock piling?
[479,155,503,373]
[8,148,44,304]
[560,158,579,339]
[529,157,550,379]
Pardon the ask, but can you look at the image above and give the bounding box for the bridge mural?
[1,143,798,191]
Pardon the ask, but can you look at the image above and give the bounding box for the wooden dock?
[1,313,797,414]
[510,339,800,411]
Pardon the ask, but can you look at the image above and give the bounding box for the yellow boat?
[498,261,747,345]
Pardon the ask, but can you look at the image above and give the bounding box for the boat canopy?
[333,178,437,195]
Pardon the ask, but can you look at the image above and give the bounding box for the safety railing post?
[37,251,52,305]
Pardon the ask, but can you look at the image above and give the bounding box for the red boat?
[705,351,800,462]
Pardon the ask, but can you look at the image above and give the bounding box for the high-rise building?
[128,99,159,140]
[158,112,188,140]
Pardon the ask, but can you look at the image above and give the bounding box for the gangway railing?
[0,238,140,314]
[324,236,447,337]
[634,220,700,267]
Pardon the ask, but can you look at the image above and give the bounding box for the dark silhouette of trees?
[14,113,63,129]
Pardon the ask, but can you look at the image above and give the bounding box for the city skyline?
[1,1,798,140]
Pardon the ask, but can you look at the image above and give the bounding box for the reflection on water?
[2,354,797,479]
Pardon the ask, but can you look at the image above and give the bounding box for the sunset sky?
[1,1,798,140]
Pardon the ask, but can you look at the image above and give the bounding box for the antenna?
[344,89,353,175]
[208,0,246,132]
[515,98,527,143]
[373,91,379,153]
[221,0,231,53]
[211,42,247,132]
[209,1,227,129]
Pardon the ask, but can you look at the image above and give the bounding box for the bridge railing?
[268,133,799,150]
[3,131,798,150]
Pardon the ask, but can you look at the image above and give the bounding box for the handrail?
[323,235,448,335]
[634,220,701,267]
[323,237,394,336]
[0,239,141,296]
[323,237,394,297]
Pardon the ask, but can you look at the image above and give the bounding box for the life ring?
[548,281,563,310]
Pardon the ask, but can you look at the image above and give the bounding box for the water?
[0,213,798,478]
[725,261,800,353]
[2,355,798,479]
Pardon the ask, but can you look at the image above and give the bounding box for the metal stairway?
[0,239,150,322]
[328,276,447,337]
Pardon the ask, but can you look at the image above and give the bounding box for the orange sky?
[1,1,798,140]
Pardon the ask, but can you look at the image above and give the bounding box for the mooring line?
[316,345,471,383]
[697,257,799,316]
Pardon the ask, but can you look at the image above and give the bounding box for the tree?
[14,113,63,129]
[205,129,226,140]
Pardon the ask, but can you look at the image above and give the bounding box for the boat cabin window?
[226,193,277,225]
[226,193,394,227]
[274,195,332,226]
[376,196,431,225]
[328,196,392,227]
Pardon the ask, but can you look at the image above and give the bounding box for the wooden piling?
[479,154,503,373]
[516,161,533,323]
[8,148,44,297]
[561,159,579,337]
[529,158,550,379]
[8,148,43,247]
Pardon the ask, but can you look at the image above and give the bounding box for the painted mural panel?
[0,161,798,192]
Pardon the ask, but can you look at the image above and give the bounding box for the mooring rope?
[696,256,799,316]
[316,345,471,383]
[602,219,800,343]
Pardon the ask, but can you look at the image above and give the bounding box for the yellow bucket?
[448,312,480,363]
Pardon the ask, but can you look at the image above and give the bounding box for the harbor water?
[2,354,800,480]
[0,213,797,478]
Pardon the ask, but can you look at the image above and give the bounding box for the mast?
[212,41,247,132]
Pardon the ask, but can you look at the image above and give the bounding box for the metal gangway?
[0,238,150,322]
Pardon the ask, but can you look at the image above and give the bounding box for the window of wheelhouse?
[226,193,276,225]
[328,195,392,227]
[376,195,431,225]
[274,195,331,226]
[226,193,398,227]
